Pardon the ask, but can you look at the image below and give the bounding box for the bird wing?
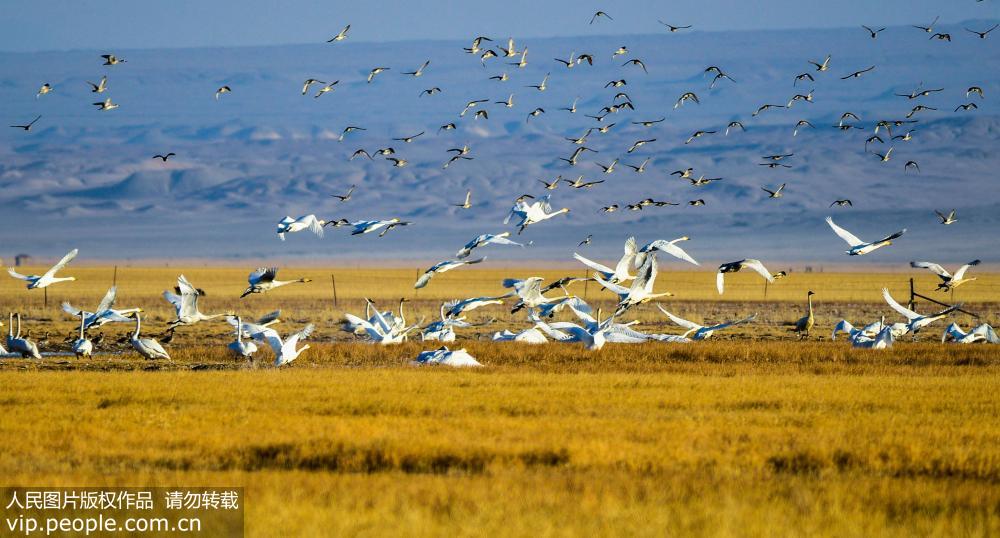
[62,302,84,316]
[95,286,118,314]
[306,215,325,237]
[283,324,315,355]
[414,272,435,289]
[881,288,919,320]
[43,248,79,278]
[594,275,629,297]
[910,261,950,278]
[742,259,774,282]
[649,240,699,266]
[656,305,701,331]
[952,260,981,281]
[251,327,285,355]
[707,313,757,331]
[6,268,31,281]
[573,253,614,277]
[825,217,865,247]
[489,235,524,247]
[875,229,905,244]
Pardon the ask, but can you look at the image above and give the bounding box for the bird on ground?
[840,65,875,80]
[402,60,430,77]
[227,316,258,360]
[93,97,119,110]
[657,306,756,340]
[367,67,390,83]
[86,76,108,93]
[251,323,315,366]
[882,288,959,335]
[276,215,326,240]
[792,291,816,338]
[762,184,785,198]
[350,218,411,237]
[8,249,78,289]
[215,86,231,100]
[10,115,41,131]
[456,232,526,259]
[72,312,93,358]
[62,286,141,330]
[415,258,486,289]
[241,268,312,298]
[338,126,366,141]
[504,195,569,234]
[910,260,981,291]
[129,312,170,360]
[862,25,886,39]
[826,217,905,255]
[328,25,351,42]
[716,259,774,294]
[412,347,482,367]
[574,237,637,284]
[935,209,957,225]
[966,24,998,39]
[164,275,232,328]
[101,54,126,65]
[941,323,999,344]
[6,314,40,359]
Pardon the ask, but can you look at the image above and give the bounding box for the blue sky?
[2,0,995,52]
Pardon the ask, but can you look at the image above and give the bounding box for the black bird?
[840,66,875,80]
[966,24,998,39]
[10,115,41,131]
[862,25,886,39]
[830,199,853,207]
[331,185,357,202]
[152,153,176,162]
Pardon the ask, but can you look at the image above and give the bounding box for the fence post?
[331,275,338,307]
[908,278,915,311]
[113,265,118,286]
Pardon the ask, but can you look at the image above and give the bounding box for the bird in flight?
[101,54,126,65]
[328,25,351,42]
[966,24,998,39]
[913,16,939,33]
[454,190,472,209]
[93,97,119,111]
[10,115,41,131]
[215,86,231,100]
[862,25,886,39]
[830,199,853,207]
[840,66,875,80]
[402,61,430,77]
[331,185,357,202]
[762,184,785,198]
[935,209,957,225]
[367,67,390,83]
[393,132,425,143]
[590,11,613,24]
[808,55,831,72]
[658,21,692,32]
[301,79,324,95]
[152,153,176,162]
[86,76,108,93]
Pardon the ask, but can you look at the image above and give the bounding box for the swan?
[934,209,957,225]
[882,288,959,334]
[327,24,350,42]
[214,86,231,100]
[344,300,418,345]
[942,323,998,344]
[415,257,485,289]
[72,312,93,358]
[503,195,569,234]
[7,249,78,289]
[851,325,895,349]
[573,236,637,283]
[241,267,312,298]
[456,232,526,259]
[502,277,565,312]
[226,310,282,339]
[791,291,815,338]
[492,327,548,344]
[367,67,390,83]
[635,237,699,268]
[422,304,488,342]
[251,323,314,366]
[546,308,616,350]
[444,296,506,317]
[276,215,326,240]
[412,347,482,367]
[596,254,671,316]
[350,218,411,237]
[129,313,170,360]
[7,313,41,359]
[716,259,773,294]
[164,275,232,328]
[63,287,141,330]
[227,316,259,359]
[826,217,905,256]
[657,306,756,340]
[561,303,687,344]
[910,260,980,291]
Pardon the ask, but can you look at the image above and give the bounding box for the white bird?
[826,217,905,256]
[344,299,419,345]
[635,237,699,268]
[415,258,486,289]
[502,277,566,312]
[657,306,756,340]
[276,215,326,240]
[93,97,119,111]
[596,254,672,315]
[350,218,411,237]
[215,85,231,100]
[72,311,93,358]
[241,267,312,298]
[504,195,570,234]
[227,316,259,359]
[560,303,685,344]
[7,313,41,359]
[716,259,773,294]
[573,237,637,283]
[851,325,895,349]
[412,347,482,367]
[163,275,232,328]
[62,286,141,330]
[7,249,78,289]
[129,312,171,360]
[422,304,488,342]
[910,260,980,291]
[328,24,351,42]
[548,308,617,351]
[444,296,506,317]
[251,323,314,366]
[456,232,526,259]
[226,310,283,339]
[882,288,959,334]
[86,75,108,93]
[492,327,549,344]
[942,323,998,344]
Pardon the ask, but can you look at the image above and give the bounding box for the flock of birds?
[5,11,997,365]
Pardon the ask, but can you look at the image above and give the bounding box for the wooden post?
[331,275,338,307]
[764,280,769,299]
[583,272,589,300]
[112,265,118,286]
[413,268,420,299]
[44,287,48,308]
[908,278,916,311]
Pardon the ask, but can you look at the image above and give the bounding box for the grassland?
[1,268,999,536]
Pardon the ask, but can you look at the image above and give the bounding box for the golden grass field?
[1,267,999,536]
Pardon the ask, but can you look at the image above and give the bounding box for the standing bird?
[8,314,41,359]
[241,268,312,298]
[7,249,78,289]
[910,260,981,291]
[227,316,259,360]
[792,291,816,339]
[129,313,171,360]
[716,259,774,294]
[825,217,905,256]
[72,311,93,358]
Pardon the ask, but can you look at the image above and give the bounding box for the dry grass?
[1,268,999,536]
